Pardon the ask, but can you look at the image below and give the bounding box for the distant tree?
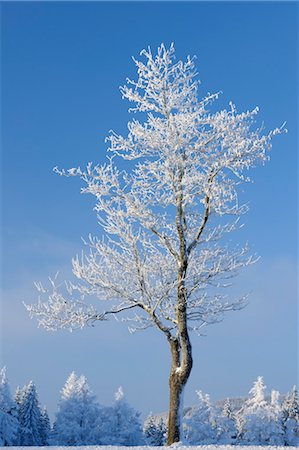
[215,398,237,444]
[247,377,268,410]
[89,404,115,445]
[14,386,25,445]
[266,390,285,446]
[144,414,167,445]
[282,385,299,446]
[239,376,274,445]
[14,386,24,408]
[26,43,285,443]
[185,390,216,444]
[282,385,299,423]
[53,372,99,445]
[106,387,144,446]
[0,368,19,446]
[18,381,44,446]
[40,406,51,445]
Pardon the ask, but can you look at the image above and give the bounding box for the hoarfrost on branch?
[25,43,285,340]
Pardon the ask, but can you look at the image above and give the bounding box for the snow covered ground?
[7,446,299,450]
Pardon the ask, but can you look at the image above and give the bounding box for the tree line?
[184,377,298,446]
[0,367,298,446]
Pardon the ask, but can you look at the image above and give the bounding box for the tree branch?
[187,170,219,255]
[187,193,210,255]
[92,302,143,321]
[150,226,179,261]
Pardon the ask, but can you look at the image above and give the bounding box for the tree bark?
[168,370,184,443]
[167,332,193,444]
[167,156,193,444]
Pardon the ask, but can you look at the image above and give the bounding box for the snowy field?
[7,446,299,450]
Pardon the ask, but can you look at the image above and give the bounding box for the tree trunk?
[167,167,193,444]
[167,336,193,444]
[168,368,185,443]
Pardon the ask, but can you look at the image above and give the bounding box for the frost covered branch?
[27,43,285,338]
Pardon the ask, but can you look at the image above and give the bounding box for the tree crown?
[25,43,285,339]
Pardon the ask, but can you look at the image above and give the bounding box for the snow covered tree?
[104,387,144,445]
[14,386,25,445]
[215,398,237,444]
[25,43,285,443]
[53,372,100,445]
[88,404,115,445]
[266,390,285,445]
[239,376,272,445]
[0,368,19,446]
[18,381,44,446]
[282,385,299,423]
[144,414,167,445]
[14,386,24,408]
[184,390,216,444]
[40,406,51,445]
[246,376,268,409]
[282,385,299,446]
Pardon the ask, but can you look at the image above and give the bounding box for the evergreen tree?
[14,386,25,445]
[282,385,299,422]
[282,385,299,446]
[106,387,144,445]
[240,376,273,445]
[18,381,44,446]
[0,368,19,446]
[184,390,216,444]
[14,386,24,408]
[40,407,51,445]
[53,372,100,445]
[89,404,115,445]
[144,415,167,445]
[246,376,268,410]
[267,390,285,446]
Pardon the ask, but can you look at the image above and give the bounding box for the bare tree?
[25,44,285,444]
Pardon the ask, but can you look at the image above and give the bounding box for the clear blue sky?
[1,1,298,419]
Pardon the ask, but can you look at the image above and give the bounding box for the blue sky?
[1,2,298,419]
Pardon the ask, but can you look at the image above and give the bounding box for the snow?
[7,445,299,450]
